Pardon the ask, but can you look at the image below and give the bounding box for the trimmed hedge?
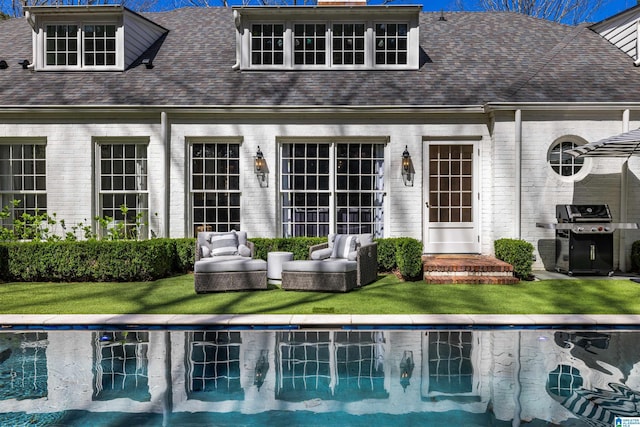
[1,239,175,282]
[494,238,535,280]
[632,240,640,273]
[373,237,423,280]
[0,236,424,283]
[250,237,326,261]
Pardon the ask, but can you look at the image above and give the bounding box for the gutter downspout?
[515,109,522,239]
[161,111,170,238]
[620,109,630,272]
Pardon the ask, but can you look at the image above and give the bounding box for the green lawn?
[2,274,640,315]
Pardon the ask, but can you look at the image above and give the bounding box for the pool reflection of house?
[2,329,640,424]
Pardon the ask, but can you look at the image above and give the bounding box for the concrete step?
[422,255,520,284]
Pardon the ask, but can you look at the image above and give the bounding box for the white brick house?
[1,4,640,271]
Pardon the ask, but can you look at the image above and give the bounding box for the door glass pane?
[429,145,473,223]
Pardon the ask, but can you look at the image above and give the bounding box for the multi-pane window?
[244,18,415,69]
[547,364,583,399]
[0,332,48,401]
[98,143,148,238]
[429,145,473,223]
[281,142,384,238]
[0,143,47,227]
[45,23,118,69]
[190,143,241,236]
[374,23,408,65]
[334,331,388,400]
[93,331,150,402]
[251,24,284,65]
[281,143,331,237]
[549,140,585,177]
[332,23,365,65]
[427,331,474,395]
[84,25,117,66]
[276,331,332,401]
[45,25,78,66]
[294,24,326,65]
[336,143,384,235]
[186,331,244,401]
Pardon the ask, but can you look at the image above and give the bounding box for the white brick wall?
[2,108,639,271]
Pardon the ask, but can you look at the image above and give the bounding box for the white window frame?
[95,137,150,239]
[547,135,591,182]
[237,7,420,70]
[37,17,123,71]
[187,137,243,236]
[278,137,387,238]
[0,138,47,228]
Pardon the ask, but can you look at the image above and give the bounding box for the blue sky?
[418,0,638,22]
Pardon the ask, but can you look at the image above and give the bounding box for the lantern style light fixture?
[254,146,269,187]
[401,145,415,186]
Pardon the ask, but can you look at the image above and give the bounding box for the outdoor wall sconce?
[402,145,415,186]
[0,60,8,69]
[254,146,269,187]
[400,350,414,391]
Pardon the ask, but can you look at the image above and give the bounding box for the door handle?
[425,202,429,207]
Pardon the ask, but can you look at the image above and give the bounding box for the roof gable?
[590,5,640,65]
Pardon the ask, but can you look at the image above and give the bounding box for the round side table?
[267,251,294,282]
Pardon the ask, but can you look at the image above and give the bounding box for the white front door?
[423,142,480,253]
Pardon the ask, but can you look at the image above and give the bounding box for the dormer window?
[45,24,118,68]
[235,6,420,70]
[25,5,167,72]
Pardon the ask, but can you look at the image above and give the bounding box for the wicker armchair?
[194,231,267,293]
[281,234,378,292]
[308,239,378,287]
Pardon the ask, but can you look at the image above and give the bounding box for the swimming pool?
[1,326,639,426]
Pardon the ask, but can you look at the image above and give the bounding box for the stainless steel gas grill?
[536,204,639,276]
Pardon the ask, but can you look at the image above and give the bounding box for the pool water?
[1,327,639,426]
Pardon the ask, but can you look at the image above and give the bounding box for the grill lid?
[556,204,612,223]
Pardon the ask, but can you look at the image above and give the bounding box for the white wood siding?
[123,11,167,69]
[592,10,640,61]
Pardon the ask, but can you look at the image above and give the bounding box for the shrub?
[632,240,640,273]
[376,238,398,272]
[395,238,424,280]
[494,238,535,279]
[174,238,196,273]
[1,239,175,282]
[250,237,326,261]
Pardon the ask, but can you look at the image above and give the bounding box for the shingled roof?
[0,7,638,107]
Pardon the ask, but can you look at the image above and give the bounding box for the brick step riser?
[424,271,514,277]
[423,276,520,285]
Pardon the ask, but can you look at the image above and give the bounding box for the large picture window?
[97,142,148,238]
[0,141,47,228]
[280,141,384,238]
[190,142,241,236]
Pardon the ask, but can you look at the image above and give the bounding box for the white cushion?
[311,247,332,260]
[208,231,238,256]
[331,234,357,259]
[195,258,266,273]
[201,245,211,258]
[238,243,252,257]
[282,259,357,273]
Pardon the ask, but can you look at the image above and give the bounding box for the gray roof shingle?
[1,7,638,107]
